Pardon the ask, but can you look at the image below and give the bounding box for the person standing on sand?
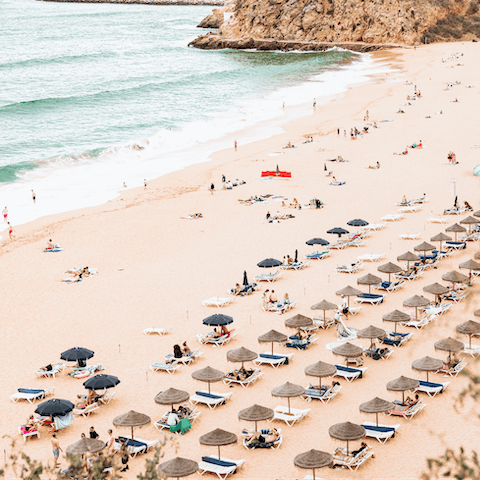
[8,222,15,240]
[234,140,237,151]
[32,190,36,203]
[107,429,115,456]
[210,183,214,194]
[3,207,7,223]
[123,182,127,188]
[337,128,340,136]
[144,179,147,189]
[51,433,62,467]
[313,98,316,107]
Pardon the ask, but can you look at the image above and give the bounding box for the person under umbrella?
[35,398,75,433]
[386,376,419,405]
[434,337,464,369]
[271,382,305,415]
[456,320,480,349]
[60,347,94,368]
[329,421,366,455]
[310,299,337,328]
[191,366,225,394]
[357,325,387,359]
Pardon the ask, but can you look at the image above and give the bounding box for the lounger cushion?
[336,365,363,378]
[419,380,444,391]
[202,457,236,467]
[364,425,396,436]
[195,391,224,400]
[304,388,326,397]
[259,354,289,365]
[380,337,401,346]
[18,389,44,394]
[117,437,147,453]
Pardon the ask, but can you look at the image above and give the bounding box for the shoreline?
[37,0,226,5]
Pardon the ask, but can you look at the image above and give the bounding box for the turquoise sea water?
[0,0,383,229]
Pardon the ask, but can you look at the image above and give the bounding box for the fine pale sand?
[1,42,480,480]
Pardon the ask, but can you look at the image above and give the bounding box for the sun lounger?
[381,214,404,222]
[262,301,296,315]
[270,406,310,426]
[334,365,367,382]
[343,240,366,248]
[223,369,264,388]
[335,261,363,274]
[281,261,310,270]
[73,403,99,417]
[411,196,428,204]
[35,363,64,379]
[243,434,282,450]
[364,346,393,361]
[443,290,469,303]
[355,293,384,305]
[143,326,172,335]
[388,400,426,419]
[374,280,405,293]
[399,205,421,213]
[155,408,200,432]
[302,384,342,403]
[190,391,233,409]
[149,362,181,374]
[254,270,284,283]
[332,445,374,471]
[399,233,421,240]
[253,352,293,368]
[19,425,40,442]
[305,251,330,260]
[432,249,453,259]
[97,390,115,405]
[443,207,467,215]
[360,223,386,231]
[435,360,468,377]
[394,270,423,281]
[421,303,452,315]
[362,422,400,443]
[428,217,447,224]
[11,387,54,404]
[202,297,235,308]
[285,337,317,350]
[197,330,236,347]
[414,380,450,397]
[444,241,467,250]
[329,242,349,250]
[400,314,435,330]
[114,436,158,458]
[462,343,480,357]
[311,317,335,329]
[379,331,413,347]
[166,348,203,366]
[198,456,245,479]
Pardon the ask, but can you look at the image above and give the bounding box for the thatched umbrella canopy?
[226,347,258,368]
[377,262,403,283]
[284,314,313,329]
[332,342,363,364]
[271,382,305,413]
[411,356,443,381]
[154,389,190,411]
[335,285,363,307]
[460,215,479,232]
[328,422,365,454]
[475,252,480,261]
[430,232,452,252]
[435,337,464,365]
[310,299,338,328]
[457,320,480,348]
[446,223,466,242]
[386,376,419,404]
[66,438,105,455]
[113,410,151,439]
[459,259,480,284]
[357,273,382,294]
[357,325,387,355]
[258,330,288,355]
[199,429,237,460]
[423,282,449,304]
[238,404,274,431]
[157,457,198,479]
[359,397,395,426]
[382,309,410,334]
[294,450,333,480]
[305,361,337,390]
[191,366,224,394]
[475,309,480,317]
[442,270,468,284]
[397,251,421,269]
[474,210,480,218]
[403,295,430,321]
[414,241,436,263]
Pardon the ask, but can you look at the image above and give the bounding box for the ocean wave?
[0,161,38,184]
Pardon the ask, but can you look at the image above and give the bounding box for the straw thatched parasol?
[284,314,313,329]
[430,232,452,252]
[459,259,480,284]
[271,382,305,413]
[113,410,151,439]
[294,450,333,480]
[377,262,402,283]
[332,342,363,364]
[191,366,224,394]
[157,457,198,479]
[442,270,468,284]
[397,251,420,269]
[258,330,288,355]
[446,223,466,242]
[423,282,449,304]
[412,356,443,381]
[403,295,430,321]
[305,361,337,389]
[226,347,258,367]
[335,285,362,307]
[310,299,338,327]
[357,273,382,294]
[414,241,436,263]
[238,404,274,431]
[154,388,190,411]
[359,397,395,426]
[386,376,419,404]
[475,252,480,261]
[328,422,365,454]
[460,216,479,232]
[66,438,105,455]
[357,325,387,355]
[475,309,480,317]
[382,309,410,334]
[434,337,464,353]
[474,210,480,218]
[199,429,237,460]
[456,320,480,348]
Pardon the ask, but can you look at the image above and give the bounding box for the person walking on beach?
[107,429,115,456]
[337,128,340,136]
[51,433,62,468]
[31,190,36,203]
[144,179,147,189]
[89,426,99,439]
[123,182,127,188]
[8,222,15,240]
[313,98,316,107]
[234,140,237,151]
[210,183,214,194]
[3,207,7,223]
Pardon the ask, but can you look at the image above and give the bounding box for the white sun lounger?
[332,446,374,471]
[374,280,405,293]
[262,301,296,314]
[223,369,263,388]
[19,425,40,442]
[443,290,469,303]
[198,456,245,479]
[333,365,367,382]
[360,223,386,231]
[379,331,413,347]
[35,363,64,379]
[270,406,310,426]
[435,360,468,377]
[421,303,452,316]
[399,205,421,213]
[400,314,436,330]
[73,403,100,417]
[381,214,404,222]
[329,242,349,250]
[243,435,282,450]
[281,261,310,270]
[343,240,366,248]
[399,233,422,240]
[414,380,450,397]
[388,401,426,419]
[305,251,330,260]
[190,391,233,409]
[149,362,181,374]
[335,261,363,274]
[11,387,55,404]
[355,294,384,305]
[114,436,158,458]
[394,270,423,281]
[254,270,284,283]
[311,317,335,330]
[202,297,235,308]
[428,217,447,224]
[197,330,236,347]
[98,390,115,405]
[462,343,480,357]
[253,352,294,368]
[362,422,400,443]
[302,384,342,403]
[143,326,172,335]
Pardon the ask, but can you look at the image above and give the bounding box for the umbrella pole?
[402,391,405,405]
[287,397,291,415]
[218,445,221,460]
[370,339,374,356]
[313,468,316,480]
[319,377,322,390]
[376,412,379,427]
[324,311,326,328]
[208,381,211,394]
[346,440,349,455]
[394,322,397,335]
[271,342,274,355]
[415,307,418,322]
[469,334,472,349]
[254,421,257,433]
[426,371,429,382]
[131,426,134,439]
[388,273,391,284]
[368,285,371,295]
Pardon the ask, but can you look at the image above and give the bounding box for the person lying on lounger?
[25,415,36,432]
[231,283,242,295]
[245,429,280,447]
[403,394,420,407]
[367,162,380,169]
[226,366,254,381]
[177,404,192,418]
[311,381,340,391]
[75,395,87,410]
[334,442,369,461]
[38,364,54,372]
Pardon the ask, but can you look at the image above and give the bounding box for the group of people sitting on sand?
[231,282,258,296]
[284,142,296,148]
[303,136,314,143]
[166,342,191,363]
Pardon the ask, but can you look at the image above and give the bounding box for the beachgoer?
[75,394,86,409]
[337,128,340,135]
[232,283,242,295]
[32,190,36,203]
[144,179,147,189]
[313,98,316,107]
[262,289,270,305]
[210,183,214,194]
[282,292,290,305]
[25,415,36,432]
[332,176,337,183]
[351,442,368,457]
[266,211,271,221]
[402,195,407,203]
[8,222,15,240]
[52,433,63,467]
[81,433,86,439]
[182,341,191,355]
[47,239,54,250]
[167,410,179,426]
[221,174,226,183]
[234,140,237,151]
[123,182,127,188]
[107,429,115,456]
[89,426,99,439]
[120,443,129,472]
[3,207,7,223]
[269,290,278,303]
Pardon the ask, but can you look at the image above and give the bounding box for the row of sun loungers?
[262,301,296,315]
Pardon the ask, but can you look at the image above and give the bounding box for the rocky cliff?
[39,0,225,5]
[191,0,480,49]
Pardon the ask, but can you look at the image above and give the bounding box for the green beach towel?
[170,417,191,435]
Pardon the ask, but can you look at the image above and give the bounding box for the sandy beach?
[2,41,480,480]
